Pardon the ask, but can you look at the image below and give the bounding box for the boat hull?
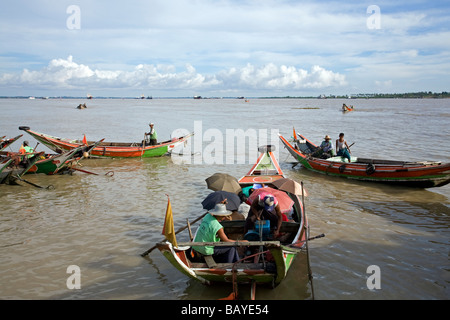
[0,135,23,152]
[157,240,302,286]
[155,145,309,288]
[279,133,450,188]
[20,127,193,158]
[0,152,44,184]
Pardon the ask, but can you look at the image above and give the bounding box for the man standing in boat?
[145,123,158,145]
[336,133,352,162]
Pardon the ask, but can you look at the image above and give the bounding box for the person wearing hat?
[144,123,157,145]
[317,135,334,159]
[192,203,245,263]
[245,192,283,238]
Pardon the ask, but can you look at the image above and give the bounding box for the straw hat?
[209,203,232,216]
[324,135,331,140]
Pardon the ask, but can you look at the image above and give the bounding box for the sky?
[0,0,449,97]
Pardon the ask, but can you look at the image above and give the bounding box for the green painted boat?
[0,152,44,184]
[19,126,193,158]
[279,128,450,188]
[26,140,103,175]
[155,146,310,297]
[0,158,13,175]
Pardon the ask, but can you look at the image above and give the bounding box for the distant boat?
[28,96,35,100]
[194,96,202,99]
[87,94,93,99]
[342,104,354,112]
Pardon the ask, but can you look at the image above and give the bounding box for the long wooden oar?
[302,181,315,300]
[140,212,207,257]
[70,166,114,176]
[14,174,53,190]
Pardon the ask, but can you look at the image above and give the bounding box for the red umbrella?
[246,187,294,213]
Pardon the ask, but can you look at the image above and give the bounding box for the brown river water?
[0,98,449,300]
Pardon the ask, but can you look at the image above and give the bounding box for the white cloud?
[0,1,449,95]
[218,63,346,90]
[0,56,346,95]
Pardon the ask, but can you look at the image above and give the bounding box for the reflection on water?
[0,98,449,300]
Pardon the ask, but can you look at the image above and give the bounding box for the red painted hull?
[279,131,450,188]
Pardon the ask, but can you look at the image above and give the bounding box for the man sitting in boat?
[312,135,334,159]
[192,204,244,263]
[245,193,283,239]
[18,141,34,165]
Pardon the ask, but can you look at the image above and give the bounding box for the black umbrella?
[201,191,241,211]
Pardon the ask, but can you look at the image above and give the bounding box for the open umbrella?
[246,187,294,213]
[201,191,241,211]
[271,178,308,196]
[205,173,242,194]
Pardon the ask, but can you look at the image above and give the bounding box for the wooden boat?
[0,151,44,184]
[30,140,103,175]
[155,145,309,295]
[279,129,450,188]
[0,135,23,152]
[19,126,194,158]
[342,104,354,112]
[0,158,13,176]
[0,140,103,175]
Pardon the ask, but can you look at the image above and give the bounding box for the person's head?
[339,133,344,138]
[149,123,154,127]
[209,203,232,221]
[263,195,275,211]
[324,135,331,141]
[23,141,29,146]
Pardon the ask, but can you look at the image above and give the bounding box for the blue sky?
[0,0,449,97]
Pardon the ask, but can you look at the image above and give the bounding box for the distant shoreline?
[1,91,449,100]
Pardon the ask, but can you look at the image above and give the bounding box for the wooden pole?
[186,219,194,241]
[140,212,207,257]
